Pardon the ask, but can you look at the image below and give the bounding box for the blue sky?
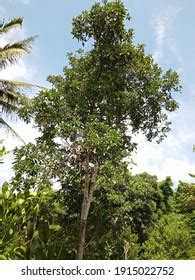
[1,0,195,186]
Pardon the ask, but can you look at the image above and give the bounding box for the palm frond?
[0,81,28,115]
[0,79,46,90]
[0,79,46,115]
[0,98,18,115]
[0,90,23,112]
[0,36,37,69]
[0,16,39,143]
[0,17,23,34]
[0,117,25,144]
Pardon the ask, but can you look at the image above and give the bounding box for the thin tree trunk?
[76,150,98,260]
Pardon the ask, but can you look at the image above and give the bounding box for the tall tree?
[17,1,181,259]
[0,17,37,142]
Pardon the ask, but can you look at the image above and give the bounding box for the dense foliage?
[0,171,193,260]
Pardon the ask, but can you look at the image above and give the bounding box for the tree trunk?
[76,151,98,260]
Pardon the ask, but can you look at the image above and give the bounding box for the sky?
[1,0,195,186]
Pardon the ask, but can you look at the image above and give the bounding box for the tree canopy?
[16,0,181,260]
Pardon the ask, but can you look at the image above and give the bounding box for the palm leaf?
[0,79,45,90]
[0,37,36,69]
[0,80,46,116]
[0,117,25,144]
[0,16,40,142]
[0,81,27,105]
[0,17,23,33]
[0,81,28,116]
[0,97,18,114]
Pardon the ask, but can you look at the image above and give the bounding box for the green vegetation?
[1,171,194,259]
[175,181,195,259]
[0,1,194,260]
[142,214,193,260]
[0,140,6,164]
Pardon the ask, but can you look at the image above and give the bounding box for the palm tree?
[0,17,38,143]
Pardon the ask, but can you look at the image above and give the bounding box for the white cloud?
[1,59,33,81]
[131,123,195,187]
[130,97,195,186]
[152,6,183,62]
[138,5,195,187]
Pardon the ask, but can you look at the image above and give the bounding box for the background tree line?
[1,169,194,259]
